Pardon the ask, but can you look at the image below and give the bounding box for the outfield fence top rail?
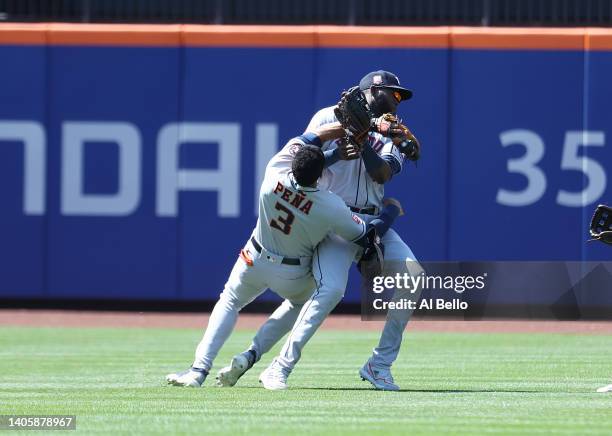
[0,0,611,27]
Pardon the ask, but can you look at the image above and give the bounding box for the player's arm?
[352,199,403,280]
[366,115,420,183]
[265,122,347,182]
[359,140,399,184]
[297,122,346,168]
[305,107,371,165]
[301,115,400,182]
[330,197,402,246]
[351,198,402,249]
[367,198,403,238]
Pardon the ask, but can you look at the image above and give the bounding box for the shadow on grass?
[237,386,545,393]
[301,387,549,393]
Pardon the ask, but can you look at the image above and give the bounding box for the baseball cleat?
[596,384,612,393]
[165,367,208,387]
[359,360,400,391]
[259,360,289,390]
[216,353,252,387]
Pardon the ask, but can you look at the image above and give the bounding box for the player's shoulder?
[308,106,338,129]
[314,105,336,118]
[285,134,308,147]
[279,136,306,156]
[265,136,307,179]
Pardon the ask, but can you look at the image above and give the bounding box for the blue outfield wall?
[0,44,610,303]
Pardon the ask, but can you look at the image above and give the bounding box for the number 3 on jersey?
[270,202,295,235]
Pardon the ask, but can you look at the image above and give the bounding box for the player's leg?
[215,299,303,387]
[216,273,315,387]
[249,298,306,362]
[166,253,266,387]
[360,228,423,390]
[250,265,317,358]
[192,256,268,371]
[259,234,357,389]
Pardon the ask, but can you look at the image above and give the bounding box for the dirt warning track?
[2,309,612,334]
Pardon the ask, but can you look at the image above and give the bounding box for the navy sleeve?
[369,204,400,237]
[360,142,386,173]
[352,203,401,247]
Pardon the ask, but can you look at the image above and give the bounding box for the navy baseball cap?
[359,70,413,101]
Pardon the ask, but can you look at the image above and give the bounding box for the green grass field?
[1,326,611,435]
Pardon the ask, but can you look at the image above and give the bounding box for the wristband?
[324,148,340,168]
[369,204,400,237]
[297,132,322,148]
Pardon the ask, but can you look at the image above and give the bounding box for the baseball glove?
[589,204,612,245]
[334,86,373,139]
[373,113,421,162]
[357,227,385,280]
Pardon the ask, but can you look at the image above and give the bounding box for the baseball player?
[166,120,402,387]
[216,70,423,391]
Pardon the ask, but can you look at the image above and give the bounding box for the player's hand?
[373,113,418,144]
[337,137,361,160]
[383,197,404,216]
[376,115,420,162]
[395,125,419,146]
[390,122,421,161]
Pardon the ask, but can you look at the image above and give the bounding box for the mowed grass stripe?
[0,326,611,435]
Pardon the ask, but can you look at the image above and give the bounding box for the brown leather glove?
[373,113,421,162]
[334,86,373,139]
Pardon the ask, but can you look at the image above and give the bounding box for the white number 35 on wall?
[496,129,607,207]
